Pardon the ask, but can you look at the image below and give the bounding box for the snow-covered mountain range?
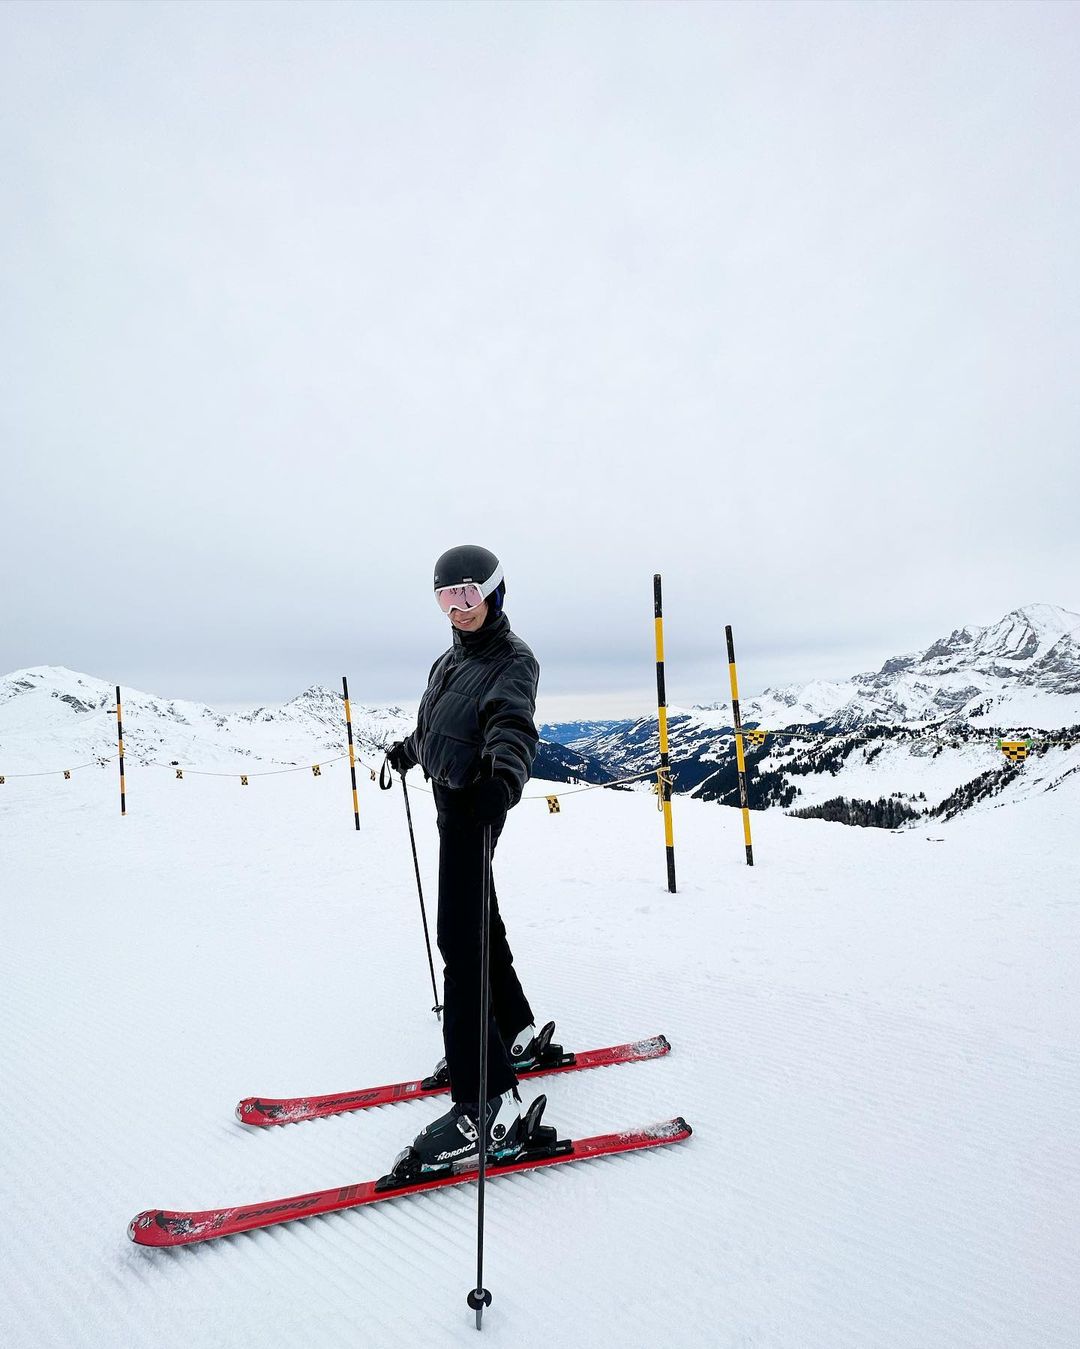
[0,666,611,786]
[544,605,1080,825]
[0,667,409,774]
[4,606,1077,823]
[717,602,1080,731]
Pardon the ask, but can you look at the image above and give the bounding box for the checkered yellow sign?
[998,740,1030,763]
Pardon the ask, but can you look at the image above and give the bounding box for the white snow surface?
[2,733,1079,1346]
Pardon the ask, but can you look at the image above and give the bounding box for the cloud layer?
[2,1,1077,712]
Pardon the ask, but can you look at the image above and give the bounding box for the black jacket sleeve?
[400,653,444,773]
[480,652,540,807]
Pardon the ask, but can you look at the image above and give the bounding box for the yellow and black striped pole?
[653,574,677,893]
[115,685,126,816]
[342,676,360,830]
[725,626,754,866]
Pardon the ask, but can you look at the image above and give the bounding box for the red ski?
[129,1116,692,1247]
[236,1034,671,1126]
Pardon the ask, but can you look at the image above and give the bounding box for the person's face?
[448,598,489,633]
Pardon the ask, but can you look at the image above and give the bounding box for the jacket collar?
[452,609,510,659]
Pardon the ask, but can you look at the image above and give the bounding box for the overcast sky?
[2,0,1078,721]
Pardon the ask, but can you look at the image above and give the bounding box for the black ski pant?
[433,783,534,1104]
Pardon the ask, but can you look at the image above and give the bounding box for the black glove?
[471,775,509,825]
[385,741,413,775]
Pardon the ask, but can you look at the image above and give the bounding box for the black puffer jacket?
[401,611,540,806]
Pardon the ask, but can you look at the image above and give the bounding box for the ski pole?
[380,755,442,1018]
[467,754,496,1330]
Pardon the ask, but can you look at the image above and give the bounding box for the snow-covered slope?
[1,737,1077,1347]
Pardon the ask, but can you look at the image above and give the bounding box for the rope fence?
[0,754,119,783]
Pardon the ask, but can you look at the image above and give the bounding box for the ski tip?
[128,1210,159,1244]
[236,1098,281,1126]
[643,1116,693,1142]
[129,1208,205,1247]
[628,1034,671,1058]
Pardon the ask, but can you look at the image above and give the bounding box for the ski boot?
[424,1088,520,1170]
[508,1020,560,1071]
[379,1094,561,1190]
[419,1021,561,1091]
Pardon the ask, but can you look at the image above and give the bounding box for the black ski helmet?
[433,545,505,609]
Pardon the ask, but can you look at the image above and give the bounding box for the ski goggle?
[435,584,487,614]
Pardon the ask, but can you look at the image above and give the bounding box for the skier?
[386,544,546,1172]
